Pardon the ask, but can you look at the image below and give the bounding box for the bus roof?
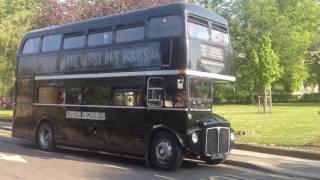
[24,3,227,39]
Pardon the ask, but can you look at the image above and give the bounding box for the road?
[0,124,301,180]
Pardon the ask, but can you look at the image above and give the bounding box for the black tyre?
[150,131,183,171]
[37,122,56,151]
[205,158,226,165]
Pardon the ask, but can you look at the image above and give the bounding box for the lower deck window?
[65,87,82,104]
[39,87,59,104]
[37,85,142,107]
[112,90,142,106]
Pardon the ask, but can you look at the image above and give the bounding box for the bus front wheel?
[150,131,183,171]
[37,122,56,151]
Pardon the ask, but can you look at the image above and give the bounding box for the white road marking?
[64,155,87,161]
[0,153,27,163]
[154,174,178,180]
[103,164,129,171]
[0,131,10,137]
[32,149,52,154]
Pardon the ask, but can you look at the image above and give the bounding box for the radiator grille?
[206,127,230,156]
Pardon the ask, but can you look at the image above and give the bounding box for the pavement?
[1,120,320,179]
[227,149,320,179]
[0,120,12,131]
[235,143,320,161]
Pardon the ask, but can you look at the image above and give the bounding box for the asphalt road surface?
[0,127,301,180]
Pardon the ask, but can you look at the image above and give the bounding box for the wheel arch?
[34,115,56,141]
[144,125,185,165]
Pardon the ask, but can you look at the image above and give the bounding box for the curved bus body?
[13,3,235,171]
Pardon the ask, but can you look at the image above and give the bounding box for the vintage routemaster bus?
[13,3,235,171]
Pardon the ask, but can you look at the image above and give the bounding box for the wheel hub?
[155,140,172,164]
[40,128,51,146]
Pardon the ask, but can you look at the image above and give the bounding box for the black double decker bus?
[13,3,235,171]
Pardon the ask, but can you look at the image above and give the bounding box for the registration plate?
[210,153,224,160]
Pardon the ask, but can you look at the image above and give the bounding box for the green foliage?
[205,0,320,95]
[274,0,320,93]
[0,0,37,96]
[251,33,282,92]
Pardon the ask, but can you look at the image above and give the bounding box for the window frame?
[187,21,210,41]
[63,33,86,50]
[88,28,113,47]
[41,34,62,52]
[22,37,41,55]
[81,86,111,105]
[187,15,210,41]
[147,77,164,108]
[38,86,60,104]
[148,14,183,39]
[115,24,146,43]
[210,27,230,46]
[112,88,142,107]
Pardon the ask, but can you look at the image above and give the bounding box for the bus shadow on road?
[1,136,203,170]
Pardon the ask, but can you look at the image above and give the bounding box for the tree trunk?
[263,87,267,113]
[249,84,255,104]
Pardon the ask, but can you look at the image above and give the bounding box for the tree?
[207,0,319,96]
[252,33,282,112]
[35,0,193,27]
[306,33,320,91]
[0,0,38,96]
[274,0,320,93]
[252,33,282,93]
[228,0,280,102]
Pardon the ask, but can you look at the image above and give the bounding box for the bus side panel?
[13,106,34,139]
[13,79,35,139]
[33,105,90,146]
[17,56,37,77]
[145,110,187,135]
[108,108,145,155]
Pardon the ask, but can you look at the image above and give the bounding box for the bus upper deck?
[17,3,234,82]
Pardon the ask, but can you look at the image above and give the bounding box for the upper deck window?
[187,22,209,41]
[148,15,182,39]
[88,31,112,46]
[116,26,145,43]
[22,38,40,54]
[63,35,85,49]
[42,34,62,52]
[211,28,230,46]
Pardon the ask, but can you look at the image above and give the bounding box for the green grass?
[0,109,13,120]
[214,103,320,147]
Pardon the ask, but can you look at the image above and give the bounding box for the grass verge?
[0,109,13,121]
[214,103,320,147]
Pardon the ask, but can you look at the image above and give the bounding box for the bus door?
[145,77,166,128]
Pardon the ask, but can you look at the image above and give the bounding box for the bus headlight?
[230,132,235,142]
[191,132,199,144]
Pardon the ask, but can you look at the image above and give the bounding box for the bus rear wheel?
[37,122,56,151]
[150,132,183,171]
